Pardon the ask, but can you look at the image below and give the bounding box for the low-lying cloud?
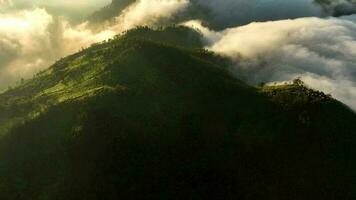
[2,0,356,111]
[112,0,189,31]
[93,0,356,30]
[184,16,356,110]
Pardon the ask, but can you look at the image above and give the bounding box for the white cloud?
[2,0,356,112]
[0,8,53,86]
[184,16,356,110]
[1,0,111,10]
[0,0,111,21]
[0,0,190,90]
[112,0,189,32]
[62,21,115,54]
[0,8,116,89]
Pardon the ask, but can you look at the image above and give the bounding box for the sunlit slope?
[0,26,203,135]
[0,27,355,199]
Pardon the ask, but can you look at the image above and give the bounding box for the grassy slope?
[0,27,355,199]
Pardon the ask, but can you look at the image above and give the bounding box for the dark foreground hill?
[0,27,355,200]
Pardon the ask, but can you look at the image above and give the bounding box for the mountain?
[0,26,356,199]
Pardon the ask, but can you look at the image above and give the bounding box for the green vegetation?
[0,27,355,199]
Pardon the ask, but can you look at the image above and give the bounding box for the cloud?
[180,0,356,30]
[2,0,356,111]
[0,0,111,10]
[0,8,116,90]
[111,0,189,32]
[315,0,356,16]
[61,21,115,54]
[191,0,322,29]
[0,8,53,87]
[184,16,356,110]
[88,0,337,30]
[0,0,111,22]
[0,0,190,90]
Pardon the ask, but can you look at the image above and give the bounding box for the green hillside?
[0,27,355,199]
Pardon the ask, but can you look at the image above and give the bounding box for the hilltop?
[0,27,355,199]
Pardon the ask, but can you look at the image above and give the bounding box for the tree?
[293,78,304,86]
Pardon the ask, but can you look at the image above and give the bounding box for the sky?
[0,0,111,10]
[1,0,356,110]
[0,0,111,21]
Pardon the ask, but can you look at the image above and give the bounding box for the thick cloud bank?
[185,17,356,110]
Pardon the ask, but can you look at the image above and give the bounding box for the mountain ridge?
[0,26,355,199]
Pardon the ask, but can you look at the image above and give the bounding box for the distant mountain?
[0,26,355,199]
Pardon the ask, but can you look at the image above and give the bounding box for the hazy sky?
[0,0,111,8]
[0,0,115,90]
[0,0,111,20]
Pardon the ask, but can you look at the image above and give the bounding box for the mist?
[0,8,115,90]
[0,0,111,21]
[0,0,189,90]
[88,0,356,29]
[111,0,189,32]
[190,0,322,29]
[315,0,356,16]
[1,0,356,110]
[184,16,356,110]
